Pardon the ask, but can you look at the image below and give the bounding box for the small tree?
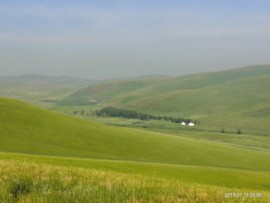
[237,129,241,134]
[221,128,225,133]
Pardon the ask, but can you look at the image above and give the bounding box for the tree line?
[95,106,198,124]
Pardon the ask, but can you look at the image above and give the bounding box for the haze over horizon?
[1,0,270,79]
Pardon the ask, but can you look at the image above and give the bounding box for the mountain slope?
[59,65,270,133]
[1,97,270,171]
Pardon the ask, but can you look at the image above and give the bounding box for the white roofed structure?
[188,122,195,127]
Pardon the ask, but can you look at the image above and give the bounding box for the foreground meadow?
[0,155,269,203]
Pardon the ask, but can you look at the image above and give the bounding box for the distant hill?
[0,74,98,87]
[1,97,270,171]
[58,76,170,106]
[0,74,99,105]
[59,65,270,133]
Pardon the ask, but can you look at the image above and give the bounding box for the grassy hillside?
[59,65,270,133]
[1,97,270,171]
[1,98,270,201]
[58,76,170,106]
[0,74,97,106]
[59,65,270,108]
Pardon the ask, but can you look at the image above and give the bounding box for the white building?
[188,122,195,127]
[180,122,186,126]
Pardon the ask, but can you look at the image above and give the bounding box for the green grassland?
[1,98,270,201]
[85,117,270,150]
[58,76,170,106]
[0,98,270,194]
[0,74,97,107]
[1,70,270,202]
[1,156,269,203]
[58,65,270,134]
[0,153,270,203]
[1,97,270,171]
[2,152,270,190]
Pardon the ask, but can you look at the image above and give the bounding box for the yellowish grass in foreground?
[0,159,269,203]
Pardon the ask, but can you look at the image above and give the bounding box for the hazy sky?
[1,0,270,79]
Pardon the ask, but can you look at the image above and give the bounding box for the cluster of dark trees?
[72,110,94,117]
[221,128,242,134]
[73,110,87,115]
[95,106,198,124]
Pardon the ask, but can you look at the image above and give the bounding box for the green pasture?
[1,152,270,190]
[1,156,269,202]
[1,96,270,202]
[1,98,270,171]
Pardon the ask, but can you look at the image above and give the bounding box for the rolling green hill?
[58,75,170,106]
[59,65,270,134]
[1,97,270,171]
[1,97,270,202]
[0,74,98,106]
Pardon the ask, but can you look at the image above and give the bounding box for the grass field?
[85,117,270,150]
[0,153,269,202]
[1,98,270,171]
[1,65,270,203]
[1,98,270,195]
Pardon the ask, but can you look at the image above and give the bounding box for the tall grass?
[0,159,269,203]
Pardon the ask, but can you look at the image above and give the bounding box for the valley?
[1,65,270,202]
